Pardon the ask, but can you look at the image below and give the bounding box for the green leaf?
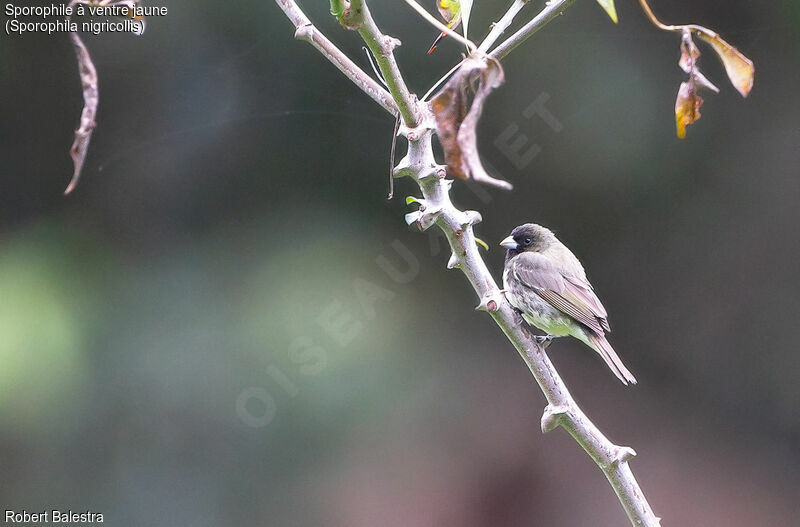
[405,196,420,205]
[474,237,489,251]
[595,0,618,24]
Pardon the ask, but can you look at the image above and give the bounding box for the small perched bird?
[501,224,637,385]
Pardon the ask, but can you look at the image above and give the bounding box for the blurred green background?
[1,0,799,525]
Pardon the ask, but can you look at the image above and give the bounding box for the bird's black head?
[499,223,555,256]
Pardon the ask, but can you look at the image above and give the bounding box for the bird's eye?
[524,237,532,246]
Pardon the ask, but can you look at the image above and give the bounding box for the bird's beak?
[499,236,518,250]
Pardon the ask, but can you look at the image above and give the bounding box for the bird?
[500,223,637,385]
[427,0,462,55]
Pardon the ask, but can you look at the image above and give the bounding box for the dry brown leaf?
[65,31,98,195]
[431,58,512,190]
[673,30,716,138]
[694,28,754,97]
[431,71,468,180]
[675,80,702,139]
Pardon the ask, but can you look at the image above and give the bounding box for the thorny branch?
[274,0,665,525]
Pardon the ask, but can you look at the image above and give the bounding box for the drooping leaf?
[694,29,754,97]
[678,30,718,92]
[595,0,618,24]
[675,81,702,139]
[431,58,512,190]
[474,237,489,251]
[65,31,98,195]
[672,29,718,138]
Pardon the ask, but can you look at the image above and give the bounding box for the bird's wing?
[510,252,610,334]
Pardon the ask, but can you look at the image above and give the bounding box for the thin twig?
[275,0,398,116]
[636,0,722,38]
[638,0,674,31]
[388,114,401,199]
[477,0,531,54]
[490,0,578,61]
[355,1,421,127]
[421,59,465,102]
[363,46,388,88]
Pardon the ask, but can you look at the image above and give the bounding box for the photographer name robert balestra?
[5,510,103,523]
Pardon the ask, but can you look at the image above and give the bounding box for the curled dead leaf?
[431,58,512,190]
[65,31,98,195]
[694,28,754,97]
[636,1,754,138]
[673,29,716,138]
[675,81,702,139]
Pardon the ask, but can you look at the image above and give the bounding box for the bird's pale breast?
[503,266,578,337]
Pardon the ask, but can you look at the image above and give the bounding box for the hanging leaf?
[431,58,513,190]
[675,81,702,139]
[595,0,618,24]
[694,29,754,97]
[65,31,98,195]
[636,0,754,137]
[673,30,714,139]
[474,237,489,251]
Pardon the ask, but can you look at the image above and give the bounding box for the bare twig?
[477,0,531,54]
[638,0,675,31]
[274,1,661,525]
[491,0,578,60]
[275,0,398,116]
[354,1,421,126]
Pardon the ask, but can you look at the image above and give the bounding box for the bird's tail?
[587,333,637,386]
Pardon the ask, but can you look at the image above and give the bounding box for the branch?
[275,1,661,525]
[275,0,398,116]
[351,1,421,127]
[490,0,578,60]
[395,123,661,527]
[477,0,531,54]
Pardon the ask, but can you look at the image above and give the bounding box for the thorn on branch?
[447,252,460,269]
[381,36,402,55]
[541,404,569,433]
[615,446,637,464]
[418,165,447,183]
[475,290,504,312]
[404,206,440,232]
[461,210,482,228]
[294,23,314,41]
